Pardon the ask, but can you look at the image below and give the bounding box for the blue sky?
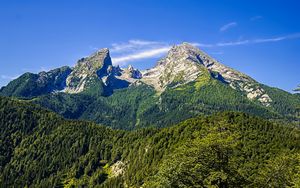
[0,0,299,92]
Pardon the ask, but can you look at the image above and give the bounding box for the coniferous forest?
[1,96,300,187]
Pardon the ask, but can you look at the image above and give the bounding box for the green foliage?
[1,70,299,130]
[32,92,96,119]
[1,96,300,187]
[261,84,300,121]
[0,73,40,97]
[145,124,241,187]
[26,79,296,130]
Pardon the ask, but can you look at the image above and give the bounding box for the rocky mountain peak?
[128,65,134,71]
[171,42,200,54]
[157,42,202,66]
[76,48,111,73]
[115,65,142,84]
[64,48,113,93]
[142,42,204,91]
[127,65,142,79]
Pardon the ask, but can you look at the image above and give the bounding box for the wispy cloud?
[111,40,167,53]
[216,40,250,46]
[220,22,237,32]
[1,75,19,80]
[194,33,300,47]
[112,46,171,66]
[252,33,300,43]
[110,39,171,66]
[250,16,263,21]
[190,42,213,48]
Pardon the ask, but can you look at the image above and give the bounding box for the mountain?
[1,96,300,187]
[1,43,299,129]
[142,43,272,106]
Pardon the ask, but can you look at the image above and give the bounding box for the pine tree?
[294,85,300,118]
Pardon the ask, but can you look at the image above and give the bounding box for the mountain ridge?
[0,42,299,129]
[0,42,273,105]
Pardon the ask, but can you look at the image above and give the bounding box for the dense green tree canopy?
[1,96,300,187]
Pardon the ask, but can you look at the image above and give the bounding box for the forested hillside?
[29,79,300,130]
[1,96,300,187]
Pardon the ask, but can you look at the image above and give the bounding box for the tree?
[253,153,300,187]
[294,85,300,118]
[145,122,244,188]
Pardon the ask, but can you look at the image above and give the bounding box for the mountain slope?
[1,96,300,187]
[0,66,72,98]
[31,81,281,130]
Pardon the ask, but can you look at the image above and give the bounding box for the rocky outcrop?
[192,44,272,106]
[62,49,141,94]
[115,65,142,85]
[64,48,112,93]
[110,161,126,177]
[38,66,72,92]
[141,43,202,91]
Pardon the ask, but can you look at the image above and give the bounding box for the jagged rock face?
[141,43,272,106]
[194,45,272,106]
[63,49,137,94]
[37,66,72,91]
[115,65,142,84]
[141,43,203,90]
[127,65,142,79]
[64,48,112,93]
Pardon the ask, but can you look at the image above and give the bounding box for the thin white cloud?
[254,37,286,43]
[1,75,19,80]
[112,46,171,66]
[254,33,300,43]
[111,40,167,53]
[194,33,300,47]
[110,39,171,66]
[217,40,250,46]
[190,42,213,48]
[250,16,263,21]
[220,22,237,32]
